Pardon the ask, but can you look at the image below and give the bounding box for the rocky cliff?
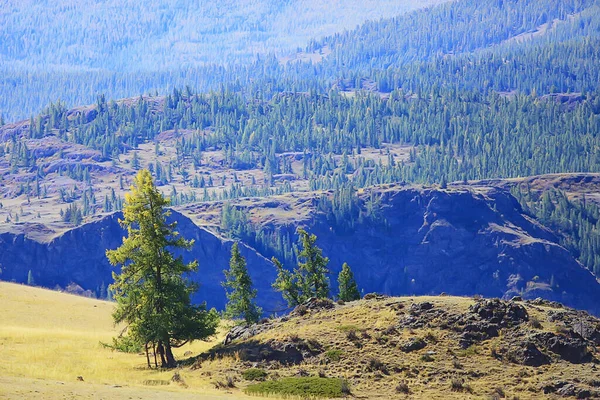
[2,185,600,314]
[302,185,600,314]
[0,210,278,311]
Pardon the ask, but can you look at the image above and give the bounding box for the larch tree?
[222,242,262,325]
[337,262,360,302]
[106,169,219,368]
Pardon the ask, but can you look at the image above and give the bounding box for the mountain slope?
[0,210,279,311]
[4,184,600,314]
[0,0,447,121]
[193,295,600,399]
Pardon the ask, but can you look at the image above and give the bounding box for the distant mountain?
[0,0,447,121]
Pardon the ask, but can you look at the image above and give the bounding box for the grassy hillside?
[0,282,262,399]
[192,295,600,399]
[3,278,600,399]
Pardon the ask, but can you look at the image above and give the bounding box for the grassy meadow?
[0,282,264,399]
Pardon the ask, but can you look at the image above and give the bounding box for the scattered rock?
[500,341,551,367]
[469,299,529,327]
[527,297,564,309]
[399,338,427,353]
[547,335,592,364]
[363,293,389,300]
[556,383,592,398]
[410,302,434,314]
[196,338,323,368]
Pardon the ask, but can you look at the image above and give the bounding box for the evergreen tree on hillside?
[222,242,262,325]
[27,270,35,286]
[337,262,360,302]
[106,169,219,368]
[272,228,330,307]
[297,228,330,299]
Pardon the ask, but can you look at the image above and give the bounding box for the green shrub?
[245,377,349,398]
[325,349,343,362]
[242,368,268,381]
[100,335,143,353]
[337,324,359,333]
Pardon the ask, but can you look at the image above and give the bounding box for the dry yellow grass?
[0,282,268,399]
[194,295,600,399]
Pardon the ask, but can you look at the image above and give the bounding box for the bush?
[396,381,410,394]
[528,316,543,329]
[101,335,143,353]
[325,349,344,362]
[367,357,389,374]
[214,376,236,389]
[245,377,349,398]
[450,378,472,393]
[242,368,268,381]
[424,331,438,343]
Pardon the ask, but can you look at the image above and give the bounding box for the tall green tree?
[222,242,262,325]
[297,228,330,299]
[106,169,219,368]
[337,262,360,301]
[272,228,330,307]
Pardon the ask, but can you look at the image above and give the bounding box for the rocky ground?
[188,295,600,399]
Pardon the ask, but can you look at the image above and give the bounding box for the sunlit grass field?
[0,282,262,399]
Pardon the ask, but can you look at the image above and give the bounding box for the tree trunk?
[153,342,158,368]
[164,340,177,368]
[157,340,167,368]
[145,342,151,368]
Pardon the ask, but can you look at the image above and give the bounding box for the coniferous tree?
[297,228,330,299]
[222,242,262,325]
[272,228,330,306]
[106,169,219,368]
[337,262,360,301]
[27,270,35,286]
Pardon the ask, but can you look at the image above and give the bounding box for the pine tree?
[27,270,35,286]
[131,151,140,170]
[297,228,330,299]
[337,262,360,302]
[222,242,262,325]
[272,228,330,306]
[106,169,219,368]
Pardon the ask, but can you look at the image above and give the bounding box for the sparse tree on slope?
[106,169,219,368]
[272,228,330,307]
[338,262,360,302]
[297,228,330,299]
[222,242,262,325]
[27,270,35,286]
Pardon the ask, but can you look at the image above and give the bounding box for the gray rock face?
[0,210,278,311]
[302,186,600,314]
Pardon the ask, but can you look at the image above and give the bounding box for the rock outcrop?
[298,186,600,314]
[0,210,278,311]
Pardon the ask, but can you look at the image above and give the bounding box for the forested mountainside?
[2,0,600,313]
[0,0,446,121]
